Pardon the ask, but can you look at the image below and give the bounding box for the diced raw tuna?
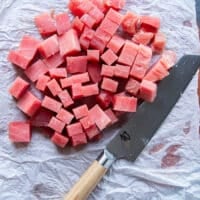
[85,124,100,140]
[104,108,118,124]
[96,90,112,108]
[49,68,67,79]
[103,0,125,10]
[118,41,139,66]
[107,34,125,53]
[48,116,65,133]
[38,35,59,58]
[89,104,111,130]
[17,91,41,117]
[71,16,85,35]
[71,83,83,99]
[99,17,119,35]
[152,32,166,53]
[73,104,89,119]
[55,13,71,35]
[42,96,62,113]
[80,13,96,28]
[79,27,95,50]
[101,77,118,92]
[132,31,154,45]
[77,1,95,16]
[160,50,177,70]
[67,122,83,136]
[139,80,157,102]
[113,95,137,112]
[36,75,50,91]
[9,76,29,99]
[34,12,57,36]
[80,116,94,130]
[60,72,90,88]
[68,0,85,16]
[122,11,138,35]
[71,133,87,147]
[90,0,106,12]
[125,78,140,96]
[9,121,31,143]
[58,90,74,108]
[82,83,99,97]
[95,28,112,43]
[51,132,69,148]
[47,79,62,96]
[106,8,123,25]
[43,53,64,69]
[130,44,152,80]
[67,56,88,74]
[90,35,106,53]
[101,49,118,65]
[140,16,160,33]
[114,64,130,79]
[56,108,74,125]
[101,65,114,77]
[87,49,100,62]
[88,7,104,24]
[25,59,48,82]
[59,29,81,57]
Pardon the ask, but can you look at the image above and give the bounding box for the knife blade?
[64,55,200,200]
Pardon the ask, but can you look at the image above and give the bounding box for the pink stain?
[166,144,181,154]
[149,143,165,154]
[183,20,192,27]
[183,121,191,134]
[161,154,181,168]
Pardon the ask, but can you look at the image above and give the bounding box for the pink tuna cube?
[43,53,64,69]
[42,96,62,113]
[25,59,48,82]
[90,35,106,53]
[67,122,83,137]
[56,108,74,125]
[96,90,112,109]
[101,49,118,65]
[49,68,67,79]
[152,32,166,53]
[107,34,125,53]
[36,75,50,92]
[71,133,87,147]
[51,132,69,148]
[85,125,100,140]
[55,13,71,36]
[87,63,102,83]
[80,116,94,130]
[106,8,123,25]
[132,31,154,45]
[95,28,112,43]
[80,14,96,28]
[9,76,29,99]
[140,16,160,33]
[87,49,100,62]
[59,29,81,57]
[104,0,125,10]
[71,83,83,99]
[9,121,31,143]
[17,91,41,117]
[125,78,140,96]
[79,27,95,50]
[82,83,99,97]
[101,77,118,93]
[105,108,118,124]
[47,79,62,96]
[101,65,115,77]
[58,90,74,108]
[122,11,138,34]
[73,104,89,119]
[71,16,84,35]
[77,1,95,16]
[114,64,130,79]
[99,17,119,35]
[48,117,65,133]
[88,7,104,24]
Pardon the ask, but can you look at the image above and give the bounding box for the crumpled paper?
[0,0,200,199]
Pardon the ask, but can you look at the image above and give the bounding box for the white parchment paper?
[0,0,200,199]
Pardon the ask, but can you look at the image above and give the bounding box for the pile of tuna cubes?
[8,0,176,148]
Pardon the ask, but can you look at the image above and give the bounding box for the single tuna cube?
[36,75,50,92]
[107,34,125,53]
[80,116,94,130]
[71,16,84,35]
[101,77,118,92]
[139,80,157,102]
[90,35,106,53]
[56,108,74,125]
[88,7,104,24]
[125,78,140,96]
[17,91,41,116]
[55,13,71,35]
[58,90,74,108]
[47,79,62,96]
[105,108,118,124]
[90,0,106,12]
[42,96,62,113]
[113,95,137,112]
[80,14,96,28]
[77,1,95,16]
[60,72,90,88]
[122,11,138,34]
[48,116,65,133]
[95,28,112,43]
[49,68,67,78]
[82,83,99,97]
[96,90,112,109]
[140,16,160,33]
[152,32,166,53]
[87,49,100,62]
[89,104,111,130]
[59,29,81,57]
[25,59,48,82]
[79,27,95,50]
[101,65,114,77]
[71,133,87,147]
[99,17,119,35]
[130,44,152,80]
[71,83,83,99]
[73,104,89,119]
[9,76,29,99]
[9,121,31,143]
[101,49,118,65]
[87,63,102,83]
[51,132,69,148]
[103,0,125,10]
[43,53,64,69]
[34,12,57,36]
[114,64,130,78]
[132,31,154,45]
[67,122,83,137]
[85,125,100,140]
[106,8,123,25]
[118,41,139,66]
[160,50,177,70]
[67,56,88,74]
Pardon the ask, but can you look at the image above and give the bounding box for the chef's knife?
[64,55,200,200]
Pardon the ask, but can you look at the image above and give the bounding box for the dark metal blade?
[107,55,200,161]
